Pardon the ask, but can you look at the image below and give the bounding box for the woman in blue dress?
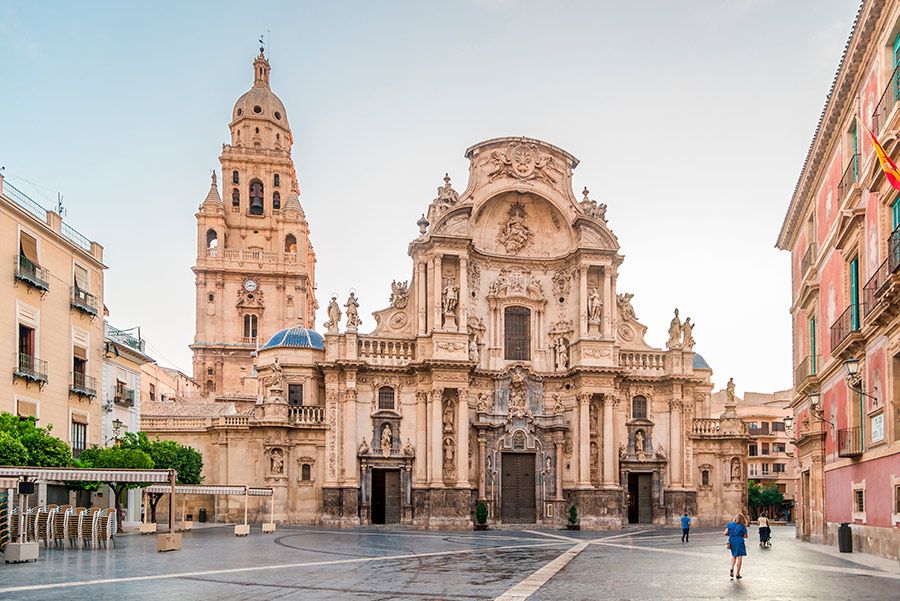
[724,513,748,579]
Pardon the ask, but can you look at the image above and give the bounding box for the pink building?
[777,0,900,560]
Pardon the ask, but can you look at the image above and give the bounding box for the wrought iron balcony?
[70,286,98,316]
[70,372,97,397]
[794,355,819,388]
[838,154,859,202]
[14,254,50,291]
[837,426,863,458]
[830,303,863,351]
[891,225,900,271]
[800,243,816,277]
[14,353,48,384]
[114,386,135,407]
[872,65,900,134]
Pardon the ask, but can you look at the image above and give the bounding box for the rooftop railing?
[14,255,49,291]
[106,325,146,353]
[3,181,94,253]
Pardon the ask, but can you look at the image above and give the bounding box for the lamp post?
[843,358,879,404]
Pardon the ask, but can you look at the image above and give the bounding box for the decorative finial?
[259,34,265,55]
[444,173,451,185]
[582,187,590,201]
[417,213,430,235]
[211,170,217,186]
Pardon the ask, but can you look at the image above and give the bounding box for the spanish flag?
[866,126,900,190]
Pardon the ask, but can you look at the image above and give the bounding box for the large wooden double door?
[501,453,536,524]
[371,469,401,524]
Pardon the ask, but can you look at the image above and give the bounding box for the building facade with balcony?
[0,173,105,459]
[711,389,797,520]
[777,0,900,560]
[189,50,317,400]
[146,60,752,528]
[140,363,201,404]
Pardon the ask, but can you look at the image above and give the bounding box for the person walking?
[758,511,771,548]
[724,513,748,579]
[680,512,692,543]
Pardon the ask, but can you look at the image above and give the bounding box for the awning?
[0,467,174,483]
[142,484,273,497]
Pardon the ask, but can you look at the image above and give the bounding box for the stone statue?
[441,280,458,320]
[403,439,415,456]
[434,173,459,208]
[634,430,645,460]
[270,448,284,474]
[476,392,491,413]
[545,456,552,473]
[617,292,637,321]
[731,458,741,481]
[552,393,564,415]
[656,444,667,460]
[666,308,683,349]
[496,202,533,254]
[380,424,392,457]
[554,337,568,371]
[588,287,603,322]
[270,357,284,391]
[682,318,695,350]
[443,402,455,433]
[618,442,626,459]
[726,377,736,403]
[324,296,341,333]
[443,437,455,463]
[390,280,409,309]
[468,337,480,362]
[345,292,362,330]
[358,437,369,455]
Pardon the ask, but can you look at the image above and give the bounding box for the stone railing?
[141,416,214,430]
[358,337,416,366]
[288,406,325,425]
[222,415,250,427]
[618,351,665,372]
[692,418,721,435]
[205,248,299,265]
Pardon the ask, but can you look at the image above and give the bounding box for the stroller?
[758,525,772,548]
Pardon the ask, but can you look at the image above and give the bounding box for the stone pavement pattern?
[0,525,896,600]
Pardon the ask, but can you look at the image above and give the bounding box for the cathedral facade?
[144,53,748,529]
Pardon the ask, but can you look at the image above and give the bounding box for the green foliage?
[0,431,29,466]
[568,505,578,524]
[748,480,784,510]
[120,432,203,484]
[475,500,489,525]
[0,412,73,467]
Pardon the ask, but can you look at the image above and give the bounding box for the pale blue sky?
[0,0,858,393]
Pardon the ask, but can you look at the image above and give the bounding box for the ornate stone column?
[432,255,442,332]
[324,389,340,486]
[578,393,591,486]
[602,268,612,339]
[459,257,468,333]
[415,391,427,485]
[343,389,358,485]
[669,399,683,487]
[478,433,487,499]
[416,261,426,335]
[554,440,564,499]
[430,388,444,487]
[456,389,469,487]
[602,394,615,487]
[578,265,589,338]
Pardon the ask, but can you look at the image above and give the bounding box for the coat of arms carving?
[488,142,557,184]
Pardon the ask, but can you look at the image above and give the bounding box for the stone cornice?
[776,0,885,250]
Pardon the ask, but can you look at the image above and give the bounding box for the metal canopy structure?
[140,484,275,536]
[0,467,174,483]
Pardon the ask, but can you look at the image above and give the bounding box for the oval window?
[236,108,243,116]
[274,111,281,120]
[253,105,262,114]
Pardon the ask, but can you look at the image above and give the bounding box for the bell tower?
[191,50,317,398]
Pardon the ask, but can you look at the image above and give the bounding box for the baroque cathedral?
[144,51,748,529]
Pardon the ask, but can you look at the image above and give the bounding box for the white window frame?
[851,479,866,523]
[16,300,41,358]
[749,463,759,477]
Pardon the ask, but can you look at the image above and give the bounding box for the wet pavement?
[0,525,896,600]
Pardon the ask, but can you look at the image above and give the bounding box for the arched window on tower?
[632,395,648,419]
[504,306,531,361]
[274,173,280,188]
[249,179,264,215]
[243,314,258,342]
[206,380,215,395]
[378,387,395,411]
[232,170,239,184]
[232,188,240,208]
[285,234,297,253]
[273,191,281,210]
[206,229,218,256]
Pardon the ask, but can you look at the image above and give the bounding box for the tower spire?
[253,36,270,87]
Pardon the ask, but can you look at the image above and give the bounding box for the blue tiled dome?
[693,353,711,370]
[261,326,325,351]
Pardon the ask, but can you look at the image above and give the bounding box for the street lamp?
[783,415,793,431]
[843,357,879,404]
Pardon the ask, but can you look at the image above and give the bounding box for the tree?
[77,446,154,531]
[0,412,73,467]
[119,432,204,522]
[748,481,784,518]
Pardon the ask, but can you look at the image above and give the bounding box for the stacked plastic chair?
[26,506,40,542]
[67,507,85,549]
[52,505,72,549]
[81,508,101,550]
[97,509,117,549]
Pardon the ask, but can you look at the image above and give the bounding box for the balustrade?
[691,418,721,435]
[618,351,665,371]
[358,337,416,366]
[288,406,325,425]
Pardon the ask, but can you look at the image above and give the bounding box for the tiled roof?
[261,326,325,350]
[141,401,236,417]
[693,353,711,370]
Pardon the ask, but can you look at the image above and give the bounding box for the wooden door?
[501,453,536,523]
[384,470,401,524]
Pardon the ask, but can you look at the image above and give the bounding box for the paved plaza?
[1,525,897,600]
